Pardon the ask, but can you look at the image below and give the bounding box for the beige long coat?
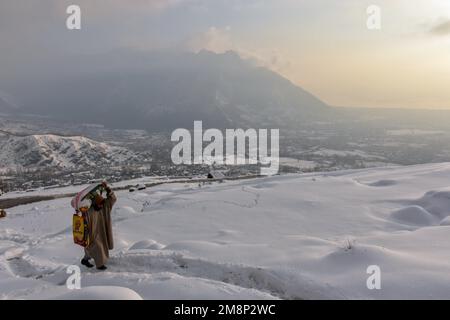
[84,192,116,267]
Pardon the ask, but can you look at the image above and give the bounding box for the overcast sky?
[0,0,449,109]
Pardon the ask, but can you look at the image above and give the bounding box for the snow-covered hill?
[0,134,148,171]
[1,163,450,299]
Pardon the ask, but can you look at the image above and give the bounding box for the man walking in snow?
[81,182,116,270]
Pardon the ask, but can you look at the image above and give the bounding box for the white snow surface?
[1,162,450,300]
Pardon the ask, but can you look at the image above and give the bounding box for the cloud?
[187,26,234,53]
[0,0,191,54]
[185,26,294,85]
[0,0,188,17]
[429,19,450,35]
[0,0,190,34]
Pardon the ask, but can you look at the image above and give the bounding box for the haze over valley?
[1,51,450,192]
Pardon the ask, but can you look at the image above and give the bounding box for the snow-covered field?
[1,163,450,300]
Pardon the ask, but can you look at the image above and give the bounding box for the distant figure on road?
[80,182,117,270]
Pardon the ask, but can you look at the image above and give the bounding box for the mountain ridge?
[5,50,330,132]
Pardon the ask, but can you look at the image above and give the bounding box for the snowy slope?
[0,134,148,171]
[1,163,450,299]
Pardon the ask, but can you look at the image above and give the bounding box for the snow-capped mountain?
[0,134,149,171]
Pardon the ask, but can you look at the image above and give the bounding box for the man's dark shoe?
[81,258,94,268]
[97,265,107,271]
